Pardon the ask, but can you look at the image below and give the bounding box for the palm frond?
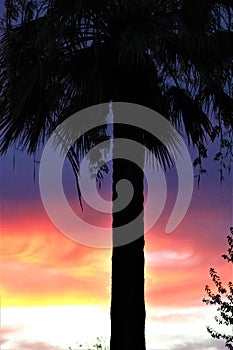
[0,0,232,192]
[166,87,213,145]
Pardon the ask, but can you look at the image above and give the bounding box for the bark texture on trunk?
[110,123,146,350]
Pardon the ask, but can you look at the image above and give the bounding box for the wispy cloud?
[170,337,225,350]
[0,326,21,346]
[146,250,199,266]
[16,340,63,350]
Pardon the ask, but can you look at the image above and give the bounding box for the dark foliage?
[203,227,233,350]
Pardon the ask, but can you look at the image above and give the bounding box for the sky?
[0,2,232,348]
[0,138,232,350]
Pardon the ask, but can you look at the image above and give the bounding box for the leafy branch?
[202,227,233,349]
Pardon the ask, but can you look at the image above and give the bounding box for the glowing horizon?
[1,149,232,349]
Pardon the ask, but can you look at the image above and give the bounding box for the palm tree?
[0,1,232,349]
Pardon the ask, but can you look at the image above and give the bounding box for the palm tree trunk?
[110,122,146,350]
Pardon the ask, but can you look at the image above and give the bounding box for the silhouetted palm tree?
[0,1,232,349]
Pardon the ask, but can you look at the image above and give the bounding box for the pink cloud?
[0,326,21,346]
[16,340,63,350]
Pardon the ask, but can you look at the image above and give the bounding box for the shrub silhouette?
[203,227,233,349]
[68,336,109,350]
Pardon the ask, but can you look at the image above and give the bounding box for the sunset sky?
[0,0,232,348]
[0,140,232,350]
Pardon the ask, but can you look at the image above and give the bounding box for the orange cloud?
[1,201,111,307]
[144,213,232,308]
[1,198,231,311]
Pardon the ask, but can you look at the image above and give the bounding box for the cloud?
[0,326,21,345]
[146,250,199,266]
[1,212,112,306]
[0,326,20,335]
[16,340,63,350]
[0,337,8,346]
[149,311,200,324]
[170,337,225,350]
[0,337,8,345]
[1,163,231,310]
[144,210,231,308]
[2,196,231,308]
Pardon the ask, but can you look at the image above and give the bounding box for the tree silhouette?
[0,1,233,349]
[202,227,233,350]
